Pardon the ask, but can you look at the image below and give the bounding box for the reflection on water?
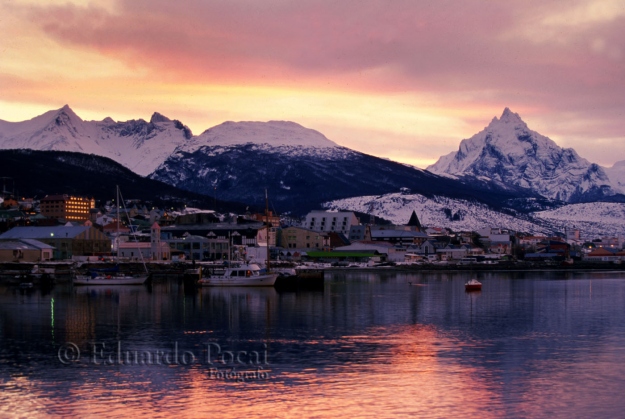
[1,271,625,417]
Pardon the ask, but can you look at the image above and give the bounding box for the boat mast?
[116,185,120,258]
[265,188,271,273]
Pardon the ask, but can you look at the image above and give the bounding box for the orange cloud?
[1,0,624,167]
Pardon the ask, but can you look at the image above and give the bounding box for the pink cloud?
[7,0,625,163]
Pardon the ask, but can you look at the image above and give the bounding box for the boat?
[73,270,150,285]
[73,185,151,286]
[197,263,277,287]
[465,278,482,291]
[198,189,277,287]
[31,264,56,279]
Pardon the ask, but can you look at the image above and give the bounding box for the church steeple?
[407,210,422,231]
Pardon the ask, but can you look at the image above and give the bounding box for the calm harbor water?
[2,270,625,418]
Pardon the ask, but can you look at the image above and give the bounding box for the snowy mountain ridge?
[0,105,193,176]
[0,106,347,176]
[427,108,621,203]
[326,192,625,239]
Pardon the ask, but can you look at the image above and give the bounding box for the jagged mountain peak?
[150,112,171,124]
[496,107,525,125]
[0,106,193,177]
[52,104,83,126]
[427,109,618,203]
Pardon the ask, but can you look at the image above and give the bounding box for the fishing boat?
[198,189,277,287]
[73,185,150,286]
[465,278,482,291]
[197,263,277,287]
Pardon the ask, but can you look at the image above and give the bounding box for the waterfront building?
[279,226,329,249]
[40,194,95,221]
[0,225,110,259]
[303,210,359,235]
[0,239,54,262]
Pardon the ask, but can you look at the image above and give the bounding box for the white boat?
[73,271,149,285]
[197,263,277,287]
[31,264,56,278]
[199,189,278,287]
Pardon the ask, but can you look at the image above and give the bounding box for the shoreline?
[1,260,624,285]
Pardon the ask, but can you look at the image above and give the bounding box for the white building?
[303,210,359,235]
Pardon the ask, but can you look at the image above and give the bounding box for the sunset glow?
[1,0,624,168]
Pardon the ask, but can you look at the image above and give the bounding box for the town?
[1,189,623,268]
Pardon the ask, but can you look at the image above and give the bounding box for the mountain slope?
[0,149,251,212]
[326,192,625,238]
[325,192,547,234]
[427,108,619,203]
[605,160,625,192]
[149,121,549,214]
[0,106,192,176]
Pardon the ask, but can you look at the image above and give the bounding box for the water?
[1,271,625,418]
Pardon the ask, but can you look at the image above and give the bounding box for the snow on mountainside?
[605,160,625,192]
[0,106,192,176]
[427,108,618,203]
[326,192,625,238]
[534,202,625,237]
[188,120,339,149]
[175,120,350,159]
[325,192,547,234]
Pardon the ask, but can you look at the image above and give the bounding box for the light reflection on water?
[1,271,625,417]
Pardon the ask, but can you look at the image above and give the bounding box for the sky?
[1,0,624,168]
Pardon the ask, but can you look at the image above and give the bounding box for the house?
[436,244,471,261]
[489,242,511,255]
[0,239,54,262]
[102,221,131,235]
[584,247,622,262]
[160,223,266,261]
[0,225,110,260]
[369,227,429,246]
[407,239,438,257]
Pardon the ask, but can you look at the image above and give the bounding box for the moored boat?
[72,185,150,286]
[197,263,277,287]
[73,271,150,285]
[465,278,482,291]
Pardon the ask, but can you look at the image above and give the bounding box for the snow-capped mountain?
[149,120,543,214]
[0,105,192,176]
[427,108,619,203]
[1,106,542,214]
[181,120,343,153]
